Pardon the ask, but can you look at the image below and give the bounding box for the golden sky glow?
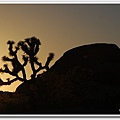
[0,4,120,92]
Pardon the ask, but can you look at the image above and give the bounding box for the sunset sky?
[0,4,120,92]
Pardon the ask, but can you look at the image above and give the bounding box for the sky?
[0,4,120,92]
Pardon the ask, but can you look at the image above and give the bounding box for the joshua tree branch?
[2,56,13,62]
[0,68,15,76]
[34,44,39,56]
[36,67,44,74]
[22,55,28,66]
[0,76,25,86]
[25,38,31,47]
[44,53,54,70]
[7,40,19,56]
[18,41,30,55]
[0,63,26,81]
[30,58,36,77]
[0,64,15,76]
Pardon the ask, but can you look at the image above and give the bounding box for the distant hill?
[2,43,120,114]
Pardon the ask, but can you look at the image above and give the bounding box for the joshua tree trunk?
[30,56,36,78]
[21,68,27,81]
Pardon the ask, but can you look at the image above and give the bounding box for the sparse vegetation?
[0,37,54,86]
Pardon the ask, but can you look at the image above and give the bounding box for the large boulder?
[15,43,120,113]
[50,43,120,85]
[50,43,120,75]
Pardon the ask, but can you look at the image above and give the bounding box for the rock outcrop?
[50,43,120,74]
[50,43,120,84]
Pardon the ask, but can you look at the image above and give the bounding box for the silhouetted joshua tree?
[0,37,54,86]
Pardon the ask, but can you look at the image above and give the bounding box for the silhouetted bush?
[0,37,54,86]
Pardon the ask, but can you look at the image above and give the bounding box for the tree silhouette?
[0,37,54,86]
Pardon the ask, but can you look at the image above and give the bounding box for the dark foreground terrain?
[1,43,120,114]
